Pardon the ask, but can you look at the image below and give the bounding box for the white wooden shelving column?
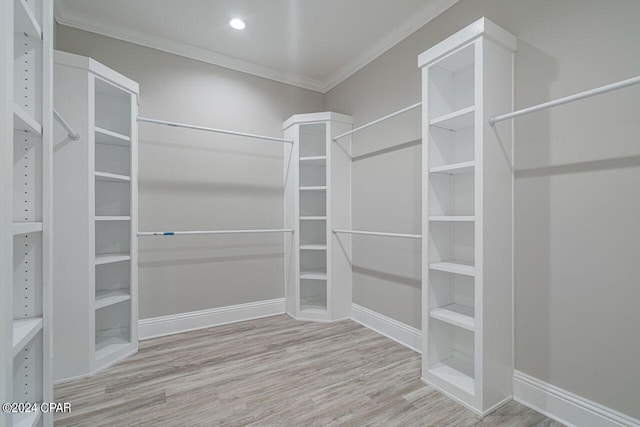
[52,51,139,382]
[419,17,517,416]
[283,113,353,322]
[1,0,54,425]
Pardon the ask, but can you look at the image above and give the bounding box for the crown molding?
[321,0,459,93]
[54,0,459,94]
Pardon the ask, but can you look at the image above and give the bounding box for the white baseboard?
[514,370,640,427]
[138,298,285,340]
[351,303,421,353]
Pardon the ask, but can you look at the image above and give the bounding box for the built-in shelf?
[12,222,43,235]
[13,103,42,135]
[430,106,475,131]
[300,244,327,250]
[429,216,475,222]
[14,0,42,39]
[430,161,475,175]
[429,357,475,396]
[13,409,43,427]
[95,216,131,221]
[95,334,130,361]
[95,290,131,310]
[300,186,327,191]
[430,304,475,331]
[300,271,327,280]
[300,216,327,221]
[12,318,43,357]
[429,260,475,277]
[95,127,130,146]
[95,253,131,265]
[300,156,327,166]
[95,171,131,182]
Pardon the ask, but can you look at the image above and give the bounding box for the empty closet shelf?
[429,216,475,222]
[12,222,43,235]
[95,216,131,221]
[15,0,42,39]
[14,103,42,135]
[300,244,327,250]
[430,161,475,175]
[13,318,43,357]
[429,357,475,396]
[95,253,131,265]
[95,290,131,310]
[429,260,475,276]
[95,171,131,182]
[95,127,130,146]
[300,216,326,221]
[300,271,327,280]
[300,156,327,165]
[300,186,327,191]
[95,334,130,361]
[430,106,474,131]
[13,409,42,427]
[430,304,475,331]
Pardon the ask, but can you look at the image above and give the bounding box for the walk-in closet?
[1,1,639,426]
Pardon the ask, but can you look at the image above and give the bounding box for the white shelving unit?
[1,0,54,425]
[52,51,139,382]
[283,113,353,321]
[420,18,516,415]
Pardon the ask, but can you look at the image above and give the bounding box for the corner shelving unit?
[1,0,53,425]
[419,18,516,415]
[283,113,353,322]
[52,51,139,382]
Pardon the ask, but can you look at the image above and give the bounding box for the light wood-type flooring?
[55,315,562,426]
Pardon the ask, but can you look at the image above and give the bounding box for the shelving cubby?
[52,51,139,382]
[420,17,516,415]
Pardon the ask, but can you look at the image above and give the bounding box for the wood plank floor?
[55,315,562,426]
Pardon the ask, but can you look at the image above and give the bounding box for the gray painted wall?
[56,25,323,319]
[324,0,640,419]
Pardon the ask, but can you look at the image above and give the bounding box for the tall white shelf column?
[419,18,517,415]
[1,0,54,425]
[283,113,353,322]
[52,51,139,382]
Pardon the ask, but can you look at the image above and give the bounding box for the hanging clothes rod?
[333,102,422,141]
[138,228,294,237]
[53,108,80,140]
[489,75,640,126]
[137,116,293,144]
[333,229,421,240]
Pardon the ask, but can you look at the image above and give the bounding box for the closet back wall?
[55,25,323,319]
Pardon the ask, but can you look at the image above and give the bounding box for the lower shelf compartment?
[429,356,475,396]
[95,331,131,361]
[12,318,43,357]
[13,408,42,427]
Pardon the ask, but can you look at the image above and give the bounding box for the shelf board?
[429,357,475,396]
[300,244,327,250]
[300,271,327,281]
[95,216,131,221]
[430,161,475,175]
[300,186,327,191]
[300,305,327,313]
[95,253,131,265]
[429,260,475,277]
[12,317,42,357]
[430,106,475,131]
[13,103,42,135]
[95,171,131,183]
[429,216,475,222]
[14,0,42,39]
[95,290,131,310]
[12,222,43,235]
[300,156,327,166]
[300,216,327,221]
[13,409,42,427]
[95,127,130,146]
[430,304,475,331]
[95,335,131,361]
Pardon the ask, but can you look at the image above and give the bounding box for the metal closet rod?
[333,102,422,141]
[333,229,422,240]
[490,75,640,126]
[53,109,80,140]
[138,229,294,237]
[137,116,293,144]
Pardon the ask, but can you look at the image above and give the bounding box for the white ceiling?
[54,0,458,92]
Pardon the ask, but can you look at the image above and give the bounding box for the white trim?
[54,0,458,93]
[513,370,640,427]
[138,298,285,340]
[351,304,421,353]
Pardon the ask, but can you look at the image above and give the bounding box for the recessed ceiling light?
[228,18,247,31]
